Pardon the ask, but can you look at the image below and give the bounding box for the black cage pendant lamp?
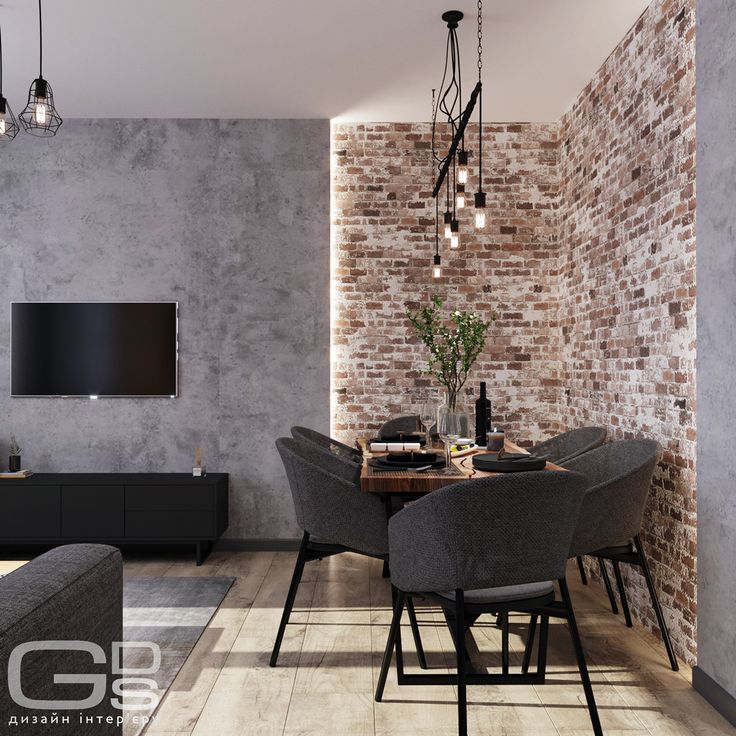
[19,0,62,136]
[0,25,20,142]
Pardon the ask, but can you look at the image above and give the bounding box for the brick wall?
[331,0,696,663]
[332,122,566,443]
[558,0,696,661]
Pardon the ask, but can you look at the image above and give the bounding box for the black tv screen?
[11,302,178,397]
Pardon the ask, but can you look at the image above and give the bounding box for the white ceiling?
[0,0,651,122]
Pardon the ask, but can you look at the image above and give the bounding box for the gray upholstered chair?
[290,425,363,463]
[378,414,421,438]
[529,426,606,586]
[271,437,426,668]
[530,426,607,465]
[530,427,608,590]
[375,471,601,736]
[522,438,678,672]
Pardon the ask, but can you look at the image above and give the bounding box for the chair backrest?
[379,415,422,438]
[291,426,362,463]
[276,437,389,555]
[564,438,661,557]
[531,426,607,465]
[387,470,588,594]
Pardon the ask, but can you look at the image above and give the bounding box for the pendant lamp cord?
[477,0,483,191]
[432,88,440,258]
[435,185,440,256]
[0,24,4,94]
[38,0,43,78]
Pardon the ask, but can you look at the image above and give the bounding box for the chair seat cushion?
[437,580,554,604]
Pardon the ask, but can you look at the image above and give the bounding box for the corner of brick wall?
[331,0,696,663]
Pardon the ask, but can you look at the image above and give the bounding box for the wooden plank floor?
[2,551,734,735]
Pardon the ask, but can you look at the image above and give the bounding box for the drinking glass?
[419,400,436,446]
[437,407,462,467]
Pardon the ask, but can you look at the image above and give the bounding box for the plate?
[369,457,446,471]
[385,451,439,464]
[471,453,546,472]
[372,434,426,446]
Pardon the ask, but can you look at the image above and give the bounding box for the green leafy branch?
[406,295,493,404]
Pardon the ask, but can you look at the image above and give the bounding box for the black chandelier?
[19,0,62,137]
[430,2,485,278]
[0,25,20,142]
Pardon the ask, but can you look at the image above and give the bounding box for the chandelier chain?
[477,0,483,80]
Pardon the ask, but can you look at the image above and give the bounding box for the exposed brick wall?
[558,0,696,661]
[332,122,566,443]
[331,0,696,662]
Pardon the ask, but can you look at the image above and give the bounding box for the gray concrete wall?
[0,119,330,540]
[695,0,736,713]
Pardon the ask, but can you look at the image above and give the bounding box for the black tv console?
[0,473,228,565]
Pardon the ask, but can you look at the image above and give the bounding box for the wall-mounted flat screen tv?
[11,302,178,397]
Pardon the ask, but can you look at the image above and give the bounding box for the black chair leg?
[612,559,633,627]
[537,615,550,678]
[501,612,510,675]
[406,595,428,669]
[597,557,619,615]
[521,615,538,675]
[382,559,390,578]
[635,534,679,671]
[558,577,603,736]
[270,530,309,667]
[577,556,588,585]
[376,589,405,701]
[454,589,468,736]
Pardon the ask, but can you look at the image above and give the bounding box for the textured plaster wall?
[696,0,736,702]
[0,118,330,540]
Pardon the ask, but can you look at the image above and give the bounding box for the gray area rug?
[123,576,234,736]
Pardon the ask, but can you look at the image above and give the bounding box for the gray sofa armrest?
[0,544,123,735]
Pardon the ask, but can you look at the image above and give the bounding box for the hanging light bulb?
[474,191,487,229]
[456,184,467,210]
[34,96,48,125]
[19,0,63,137]
[432,254,442,278]
[457,150,469,184]
[450,218,460,249]
[0,25,19,142]
[443,210,452,238]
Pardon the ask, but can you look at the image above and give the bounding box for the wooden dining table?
[357,434,565,675]
[358,437,564,494]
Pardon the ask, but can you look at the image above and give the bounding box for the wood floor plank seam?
[105,552,736,736]
[280,558,323,735]
[185,551,280,736]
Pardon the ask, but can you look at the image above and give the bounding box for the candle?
[487,427,505,453]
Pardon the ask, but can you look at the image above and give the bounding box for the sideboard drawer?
[125,485,213,511]
[0,486,61,538]
[62,485,124,538]
[125,510,214,538]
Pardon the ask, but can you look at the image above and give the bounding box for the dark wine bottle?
[475,381,492,445]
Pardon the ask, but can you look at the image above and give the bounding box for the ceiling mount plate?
[441,10,464,28]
